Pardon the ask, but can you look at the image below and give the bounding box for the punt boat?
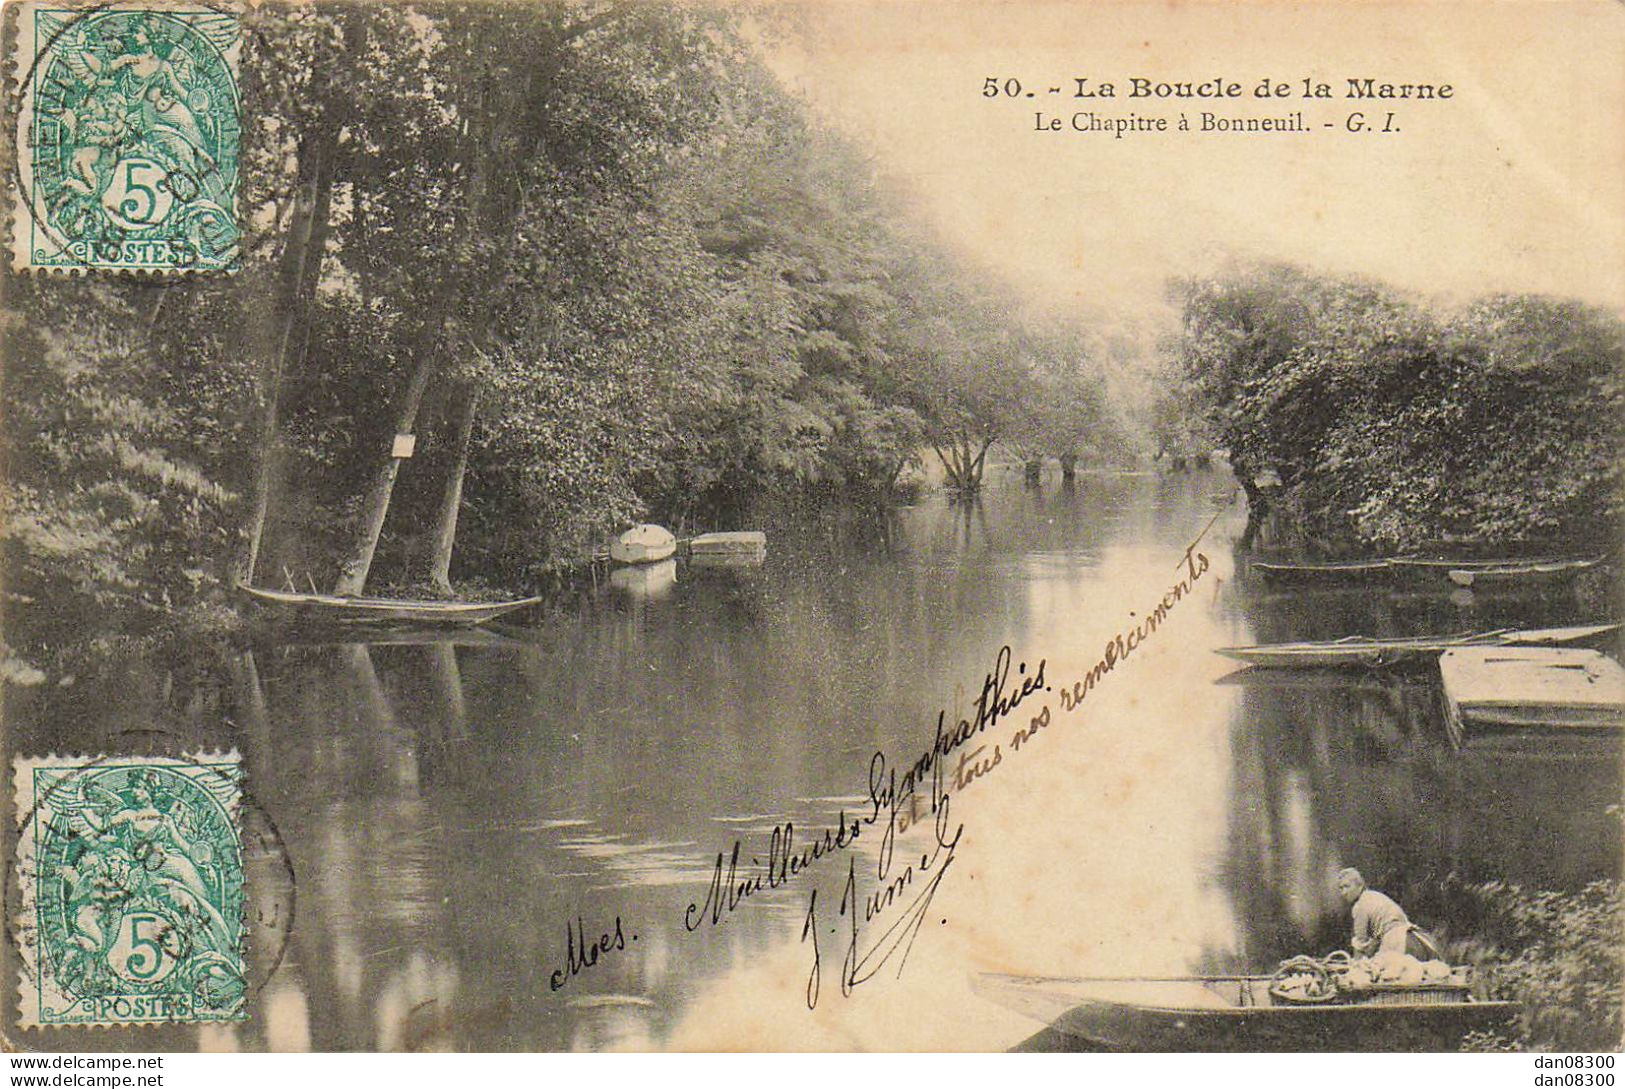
[1252,555,1605,587]
[972,973,1518,1052]
[1249,559,1396,584]
[1439,646,1625,746]
[239,585,542,626]
[1214,623,1618,669]
[1446,557,1604,588]
[686,530,767,557]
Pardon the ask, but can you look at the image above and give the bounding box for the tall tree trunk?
[1238,477,1270,552]
[934,440,966,491]
[331,57,519,596]
[331,350,439,595]
[930,442,957,489]
[964,435,993,492]
[239,137,333,585]
[325,12,636,598]
[933,433,994,493]
[420,384,479,594]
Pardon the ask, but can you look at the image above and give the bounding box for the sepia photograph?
[0,0,1620,1062]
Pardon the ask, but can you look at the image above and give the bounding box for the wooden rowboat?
[1215,623,1618,669]
[687,530,766,557]
[1250,559,1396,584]
[1251,555,1605,587]
[972,973,1518,1052]
[239,585,542,626]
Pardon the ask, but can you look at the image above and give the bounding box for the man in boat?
[1337,868,1439,960]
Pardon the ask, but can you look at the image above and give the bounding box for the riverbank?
[1450,875,1624,1051]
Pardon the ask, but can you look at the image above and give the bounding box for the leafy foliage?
[2,0,1119,659]
[1168,264,1624,551]
[1,279,250,645]
[1451,879,1623,1051]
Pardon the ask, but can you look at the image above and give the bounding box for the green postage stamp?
[9,3,241,273]
[13,754,247,1027]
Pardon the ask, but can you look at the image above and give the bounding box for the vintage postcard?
[0,0,1619,1060]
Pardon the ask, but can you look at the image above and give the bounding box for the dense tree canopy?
[1,0,1125,664]
[1167,264,1624,552]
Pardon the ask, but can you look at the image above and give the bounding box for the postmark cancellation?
[13,753,247,1028]
[8,3,241,274]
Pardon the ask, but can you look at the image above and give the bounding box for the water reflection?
[609,558,678,599]
[4,468,1617,1050]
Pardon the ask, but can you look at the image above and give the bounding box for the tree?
[883,258,1030,495]
[1007,323,1115,482]
[1169,263,1624,552]
[324,1,738,593]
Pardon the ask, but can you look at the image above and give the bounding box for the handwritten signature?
[800,771,963,1009]
[683,812,866,931]
[682,643,1046,935]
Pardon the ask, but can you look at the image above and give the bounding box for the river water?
[6,466,1619,1050]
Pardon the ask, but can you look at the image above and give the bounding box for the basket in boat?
[1272,985,1472,1007]
[1270,987,1340,1005]
[1271,951,1475,1006]
[1269,955,1342,1004]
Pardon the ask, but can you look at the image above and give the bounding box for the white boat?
[610,524,677,564]
[687,530,766,557]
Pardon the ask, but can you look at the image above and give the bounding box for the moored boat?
[1250,559,1396,584]
[1438,646,1625,747]
[686,530,767,557]
[239,585,542,626]
[972,973,1518,1052]
[1215,623,1618,669]
[1251,554,1606,587]
[610,524,677,564]
[1446,556,1605,588]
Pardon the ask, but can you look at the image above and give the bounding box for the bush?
[1449,879,1623,1051]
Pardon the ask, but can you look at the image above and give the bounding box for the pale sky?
[769,0,1625,322]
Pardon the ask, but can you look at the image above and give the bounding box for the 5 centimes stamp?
[13,754,247,1027]
[9,3,241,273]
